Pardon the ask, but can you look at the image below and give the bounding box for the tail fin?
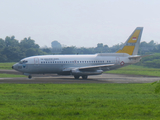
[116,27,143,55]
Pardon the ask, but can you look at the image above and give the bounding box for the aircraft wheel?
[82,75,88,79]
[74,75,80,79]
[28,75,32,79]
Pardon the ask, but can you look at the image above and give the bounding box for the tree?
[102,45,109,52]
[41,48,52,54]
[26,48,37,57]
[19,37,44,57]
[0,38,5,51]
[20,37,39,49]
[61,46,76,54]
[51,41,62,54]
[95,43,103,53]
[2,47,22,62]
[76,47,94,54]
[109,43,124,53]
[5,36,19,47]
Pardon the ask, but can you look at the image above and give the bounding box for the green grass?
[0,73,25,78]
[0,83,160,120]
[0,63,25,77]
[106,65,160,76]
[0,62,15,70]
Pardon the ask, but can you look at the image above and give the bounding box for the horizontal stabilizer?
[129,54,152,59]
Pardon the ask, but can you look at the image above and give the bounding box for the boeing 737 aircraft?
[12,27,144,79]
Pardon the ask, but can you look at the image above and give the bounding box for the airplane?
[12,27,144,79]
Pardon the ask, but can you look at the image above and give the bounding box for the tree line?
[1,36,160,68]
[43,40,160,55]
[0,36,45,62]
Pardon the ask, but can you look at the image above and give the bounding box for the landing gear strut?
[82,75,88,79]
[74,75,88,79]
[74,75,80,79]
[28,75,32,79]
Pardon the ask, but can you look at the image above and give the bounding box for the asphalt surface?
[0,69,160,84]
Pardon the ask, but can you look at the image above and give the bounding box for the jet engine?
[71,69,103,76]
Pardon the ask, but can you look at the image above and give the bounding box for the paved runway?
[0,69,160,84]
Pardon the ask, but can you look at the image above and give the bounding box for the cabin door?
[116,57,120,65]
[34,58,39,66]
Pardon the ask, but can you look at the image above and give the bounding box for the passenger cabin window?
[39,60,106,64]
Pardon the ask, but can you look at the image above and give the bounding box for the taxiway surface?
[0,70,160,84]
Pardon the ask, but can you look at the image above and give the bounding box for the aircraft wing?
[78,64,114,70]
[63,64,114,72]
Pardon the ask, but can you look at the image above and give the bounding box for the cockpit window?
[19,60,28,64]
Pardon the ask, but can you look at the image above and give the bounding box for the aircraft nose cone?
[12,63,20,71]
[12,64,17,70]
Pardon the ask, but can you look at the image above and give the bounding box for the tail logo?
[132,37,137,40]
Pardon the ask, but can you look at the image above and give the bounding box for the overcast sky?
[0,0,160,48]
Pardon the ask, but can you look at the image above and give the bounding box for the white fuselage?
[13,53,140,76]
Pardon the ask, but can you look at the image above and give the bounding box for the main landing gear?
[82,75,88,79]
[74,75,80,79]
[74,75,88,79]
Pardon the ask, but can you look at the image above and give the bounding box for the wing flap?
[78,64,114,70]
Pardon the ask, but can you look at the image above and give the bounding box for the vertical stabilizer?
[116,27,143,55]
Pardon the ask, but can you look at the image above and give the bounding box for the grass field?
[106,65,160,77]
[0,83,160,120]
[0,63,25,77]
[0,62,15,70]
[0,63,160,119]
[0,73,25,78]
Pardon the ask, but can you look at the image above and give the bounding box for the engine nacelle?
[71,69,103,76]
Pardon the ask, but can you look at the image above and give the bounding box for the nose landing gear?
[28,75,32,79]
